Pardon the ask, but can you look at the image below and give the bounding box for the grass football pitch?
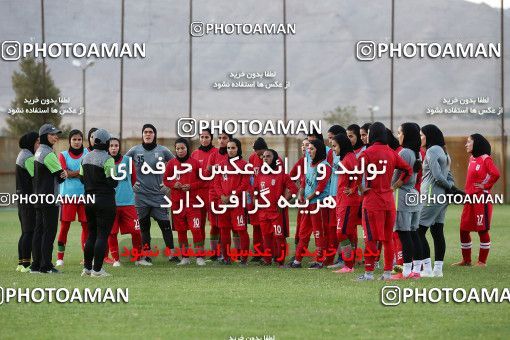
[0,205,509,339]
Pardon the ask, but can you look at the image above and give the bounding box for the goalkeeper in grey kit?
[125,123,178,262]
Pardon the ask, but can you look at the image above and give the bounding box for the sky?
[465,0,510,8]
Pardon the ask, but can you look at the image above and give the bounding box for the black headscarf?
[39,134,51,147]
[347,124,363,149]
[228,138,243,159]
[109,137,122,163]
[253,137,268,151]
[368,122,387,145]
[19,132,39,154]
[361,123,372,146]
[328,125,346,136]
[310,139,327,165]
[198,129,214,152]
[386,128,400,150]
[308,128,324,142]
[175,137,191,162]
[421,124,445,149]
[470,133,491,157]
[266,149,279,170]
[218,133,232,155]
[333,133,354,161]
[68,129,84,156]
[401,123,422,172]
[142,123,157,151]
[87,127,98,151]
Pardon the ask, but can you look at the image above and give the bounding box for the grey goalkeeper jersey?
[125,144,174,207]
[392,148,421,212]
[420,145,454,205]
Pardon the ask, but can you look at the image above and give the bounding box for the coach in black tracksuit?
[32,124,67,274]
[15,132,39,271]
[79,129,117,276]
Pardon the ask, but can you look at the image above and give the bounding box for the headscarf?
[470,133,491,157]
[198,128,214,152]
[333,133,354,161]
[368,122,387,145]
[401,122,422,172]
[87,127,98,151]
[142,123,157,151]
[109,137,122,163]
[386,128,400,150]
[266,149,279,170]
[347,124,363,149]
[175,137,191,162]
[310,139,327,165]
[228,138,243,159]
[68,129,84,156]
[19,132,39,154]
[327,125,346,136]
[421,124,445,149]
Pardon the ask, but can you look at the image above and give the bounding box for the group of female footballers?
[14,121,500,279]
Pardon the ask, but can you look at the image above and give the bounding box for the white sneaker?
[196,257,206,266]
[91,269,111,277]
[81,268,91,276]
[112,261,121,267]
[177,258,190,266]
[56,260,64,267]
[432,269,443,277]
[420,269,433,277]
[135,259,153,266]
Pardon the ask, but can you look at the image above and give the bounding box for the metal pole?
[390,0,394,130]
[189,0,193,120]
[283,0,288,157]
[501,0,507,202]
[82,69,86,134]
[120,0,125,140]
[41,0,46,100]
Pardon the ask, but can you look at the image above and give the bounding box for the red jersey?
[163,157,202,206]
[248,152,264,175]
[191,146,217,191]
[289,156,305,181]
[336,152,362,207]
[205,148,229,201]
[465,154,500,195]
[358,142,412,210]
[214,158,250,201]
[254,170,298,218]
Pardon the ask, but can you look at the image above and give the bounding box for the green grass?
[0,205,509,339]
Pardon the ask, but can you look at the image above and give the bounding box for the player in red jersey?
[213,138,251,265]
[254,149,298,266]
[330,133,361,273]
[347,124,364,154]
[191,129,217,241]
[287,139,332,269]
[204,132,232,260]
[247,137,267,263]
[288,138,309,263]
[452,134,500,267]
[164,138,205,266]
[323,126,346,266]
[357,122,413,281]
